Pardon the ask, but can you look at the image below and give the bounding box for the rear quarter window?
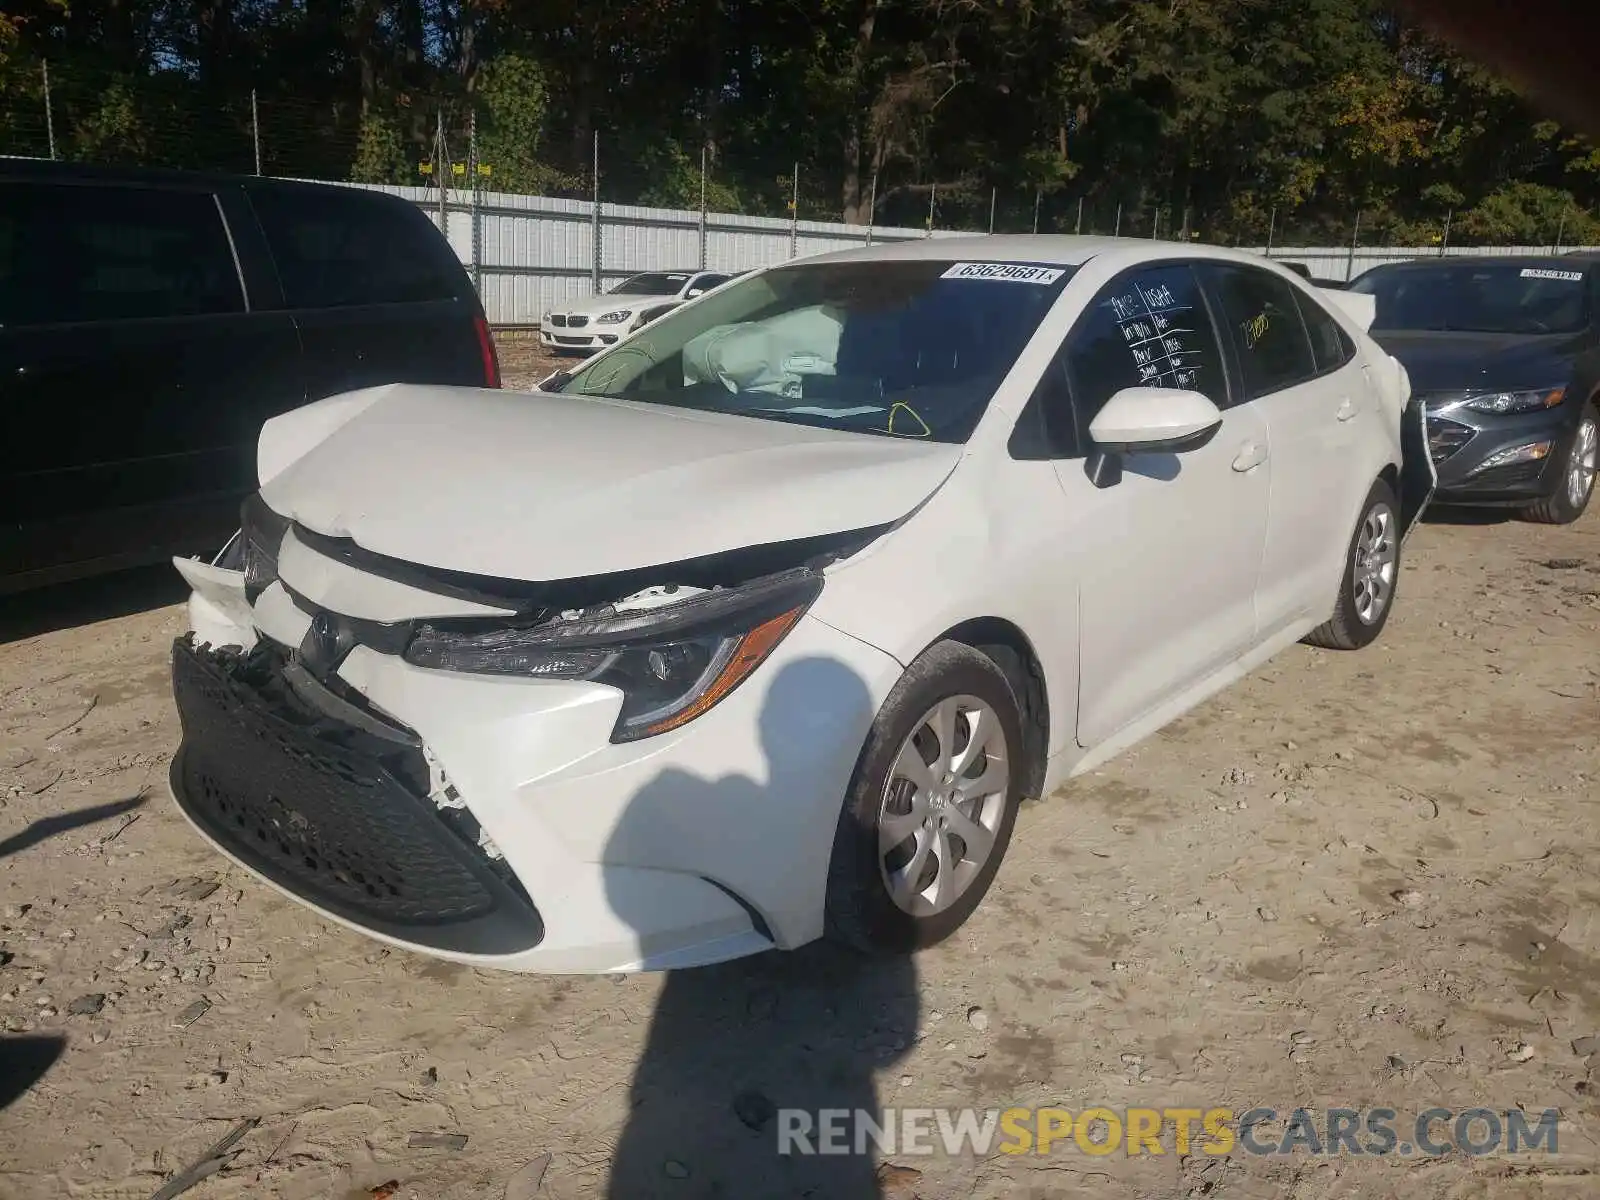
[249,185,465,309]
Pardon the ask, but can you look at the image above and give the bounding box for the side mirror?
[1084,387,1224,489]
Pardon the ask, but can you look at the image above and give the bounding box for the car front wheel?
[1303,477,1401,651]
[825,640,1025,954]
[1521,403,1598,525]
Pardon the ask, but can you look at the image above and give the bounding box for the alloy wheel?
[1352,501,1398,626]
[877,695,1010,917]
[1569,415,1598,511]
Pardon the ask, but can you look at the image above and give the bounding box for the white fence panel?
[311,179,1600,323]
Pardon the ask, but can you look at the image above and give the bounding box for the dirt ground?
[2,345,1599,1198]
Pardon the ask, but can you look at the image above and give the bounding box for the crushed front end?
[171,635,545,954]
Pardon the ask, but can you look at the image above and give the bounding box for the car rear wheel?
[1520,404,1598,525]
[825,641,1025,954]
[1303,477,1401,651]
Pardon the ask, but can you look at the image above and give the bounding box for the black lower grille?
[1427,416,1475,463]
[1467,459,1549,490]
[169,637,543,955]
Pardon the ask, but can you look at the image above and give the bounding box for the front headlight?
[240,492,290,603]
[403,570,823,741]
[1459,387,1565,415]
[597,309,633,325]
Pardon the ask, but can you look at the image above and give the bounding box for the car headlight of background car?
[403,569,823,742]
[1459,387,1565,415]
[597,309,634,325]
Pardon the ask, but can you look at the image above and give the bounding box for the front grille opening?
[170,637,543,954]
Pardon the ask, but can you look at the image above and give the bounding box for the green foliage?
[1458,183,1600,245]
[636,140,745,212]
[475,53,554,194]
[0,0,1594,243]
[351,109,411,185]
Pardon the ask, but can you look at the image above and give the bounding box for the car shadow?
[0,563,191,645]
[0,1035,67,1112]
[604,656,917,1200]
[1419,504,1517,526]
[0,793,149,862]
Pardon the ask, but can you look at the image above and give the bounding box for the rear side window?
[0,182,243,327]
[1295,288,1357,375]
[249,186,463,309]
[1204,265,1317,400]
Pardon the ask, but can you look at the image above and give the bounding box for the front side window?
[1347,262,1591,335]
[1055,263,1228,452]
[0,182,243,327]
[610,273,693,297]
[554,259,1073,444]
[1204,265,1317,399]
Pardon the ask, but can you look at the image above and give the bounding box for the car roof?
[783,234,1327,273]
[0,155,421,208]
[1357,254,1594,272]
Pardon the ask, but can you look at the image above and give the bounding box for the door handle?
[1232,441,1268,472]
[1336,396,1357,421]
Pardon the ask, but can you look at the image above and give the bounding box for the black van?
[0,160,500,594]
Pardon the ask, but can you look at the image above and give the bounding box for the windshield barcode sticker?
[941,262,1065,285]
[1520,268,1584,281]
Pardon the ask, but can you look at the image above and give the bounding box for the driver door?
[1043,262,1271,748]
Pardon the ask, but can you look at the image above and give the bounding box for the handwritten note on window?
[1105,281,1207,390]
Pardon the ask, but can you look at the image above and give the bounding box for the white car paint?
[170,234,1415,975]
[539,270,733,352]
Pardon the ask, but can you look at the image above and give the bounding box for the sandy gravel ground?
[2,343,1599,1198]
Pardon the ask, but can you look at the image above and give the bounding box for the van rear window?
[0,182,244,327]
[249,186,463,310]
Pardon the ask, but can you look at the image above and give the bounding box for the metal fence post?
[1265,207,1276,257]
[1033,188,1041,235]
[926,184,936,238]
[591,131,602,294]
[698,145,708,270]
[789,162,799,258]
[1074,196,1083,234]
[866,173,877,246]
[1553,209,1567,254]
[1345,210,1361,281]
[434,109,447,239]
[1113,203,1122,236]
[468,109,482,295]
[1440,208,1452,256]
[251,89,262,174]
[988,187,996,235]
[42,61,57,160]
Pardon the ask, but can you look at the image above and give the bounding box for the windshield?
[552,259,1073,443]
[610,273,692,296]
[1348,263,1592,334]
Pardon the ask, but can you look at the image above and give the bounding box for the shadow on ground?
[0,564,190,645]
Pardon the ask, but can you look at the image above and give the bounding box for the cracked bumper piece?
[167,601,902,973]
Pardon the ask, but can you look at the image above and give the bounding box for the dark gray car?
[1347,257,1599,523]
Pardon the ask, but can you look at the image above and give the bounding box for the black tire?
[1519,403,1598,525]
[1303,477,1401,651]
[825,640,1027,955]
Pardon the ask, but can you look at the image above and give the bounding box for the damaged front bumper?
[166,527,903,974]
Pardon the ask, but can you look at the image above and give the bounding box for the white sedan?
[170,236,1432,974]
[540,269,735,351]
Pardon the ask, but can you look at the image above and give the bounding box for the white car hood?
[553,292,678,317]
[257,383,960,582]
